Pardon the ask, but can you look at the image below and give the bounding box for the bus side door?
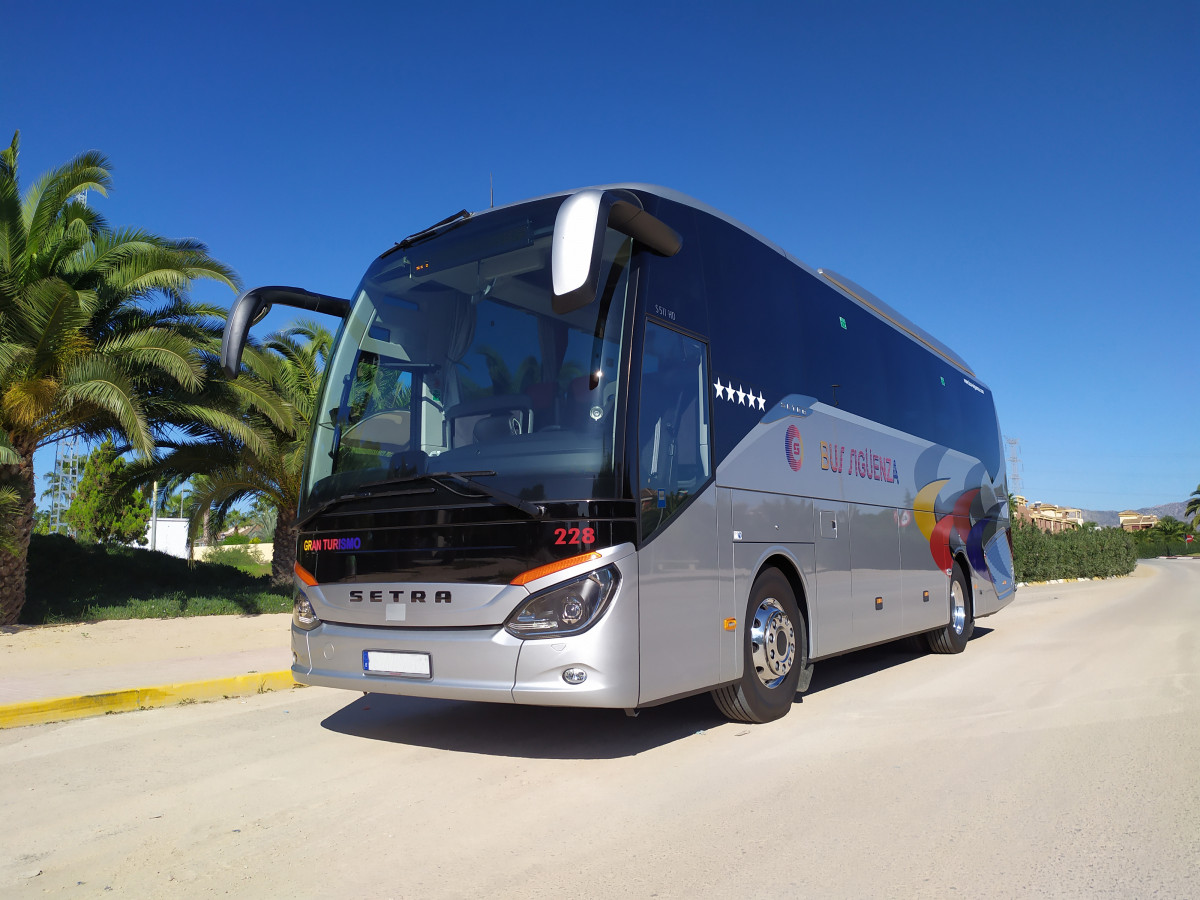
[636,322,720,703]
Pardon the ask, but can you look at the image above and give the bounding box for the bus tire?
[927,562,974,654]
[712,569,806,723]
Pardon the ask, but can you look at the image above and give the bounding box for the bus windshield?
[302,198,633,515]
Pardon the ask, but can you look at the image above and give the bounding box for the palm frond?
[97,327,203,391]
[58,357,151,454]
[0,428,20,465]
[22,149,112,247]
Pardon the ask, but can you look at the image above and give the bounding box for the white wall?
[144,516,190,559]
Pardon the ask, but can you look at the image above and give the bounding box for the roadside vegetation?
[1,131,330,625]
[1012,522,1138,583]
[0,130,240,626]
[20,534,288,625]
[129,322,333,589]
[201,543,273,579]
[1011,509,1200,584]
[1128,515,1198,560]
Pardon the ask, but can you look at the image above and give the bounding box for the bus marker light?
[723,618,737,631]
[511,552,602,586]
[294,562,318,586]
[563,668,587,685]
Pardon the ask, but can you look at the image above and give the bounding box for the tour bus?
[221,184,1015,723]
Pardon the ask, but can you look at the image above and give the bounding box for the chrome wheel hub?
[950,580,966,635]
[750,597,796,688]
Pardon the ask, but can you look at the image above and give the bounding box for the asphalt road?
[2,559,1197,898]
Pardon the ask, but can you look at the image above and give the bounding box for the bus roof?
[463,183,980,383]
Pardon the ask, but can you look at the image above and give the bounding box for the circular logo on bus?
[785,424,803,471]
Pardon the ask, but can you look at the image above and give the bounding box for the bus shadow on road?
[319,691,726,759]
[806,625,995,695]
[319,627,993,758]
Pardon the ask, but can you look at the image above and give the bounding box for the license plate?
[363,650,432,679]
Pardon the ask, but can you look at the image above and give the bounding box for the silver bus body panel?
[300,544,634,630]
[293,546,642,707]
[813,499,854,657]
[636,487,721,704]
[294,621,524,703]
[727,488,817,673]
[711,393,1014,659]
[303,581,528,628]
[730,539,815,674]
[511,550,640,708]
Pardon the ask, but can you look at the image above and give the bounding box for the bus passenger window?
[638,321,711,540]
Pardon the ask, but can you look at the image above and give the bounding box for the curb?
[0,670,298,730]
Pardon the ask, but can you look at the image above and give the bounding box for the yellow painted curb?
[0,670,298,730]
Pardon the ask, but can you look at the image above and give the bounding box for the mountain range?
[1077,501,1193,528]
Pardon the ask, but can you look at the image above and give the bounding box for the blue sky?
[6,0,1198,512]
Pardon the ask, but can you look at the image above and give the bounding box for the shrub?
[1131,537,1196,559]
[1012,523,1137,582]
[22,533,287,624]
[205,545,260,569]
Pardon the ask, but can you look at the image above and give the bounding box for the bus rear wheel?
[926,562,974,654]
[712,569,806,723]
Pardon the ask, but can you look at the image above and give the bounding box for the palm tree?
[1156,516,1187,554]
[0,131,239,625]
[1157,516,1186,538]
[1186,484,1200,530]
[0,438,19,554]
[133,322,332,588]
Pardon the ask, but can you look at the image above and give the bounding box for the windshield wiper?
[301,469,545,528]
[383,209,472,256]
[431,471,545,519]
[364,469,544,518]
[297,483,436,529]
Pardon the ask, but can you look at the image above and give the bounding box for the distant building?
[1014,495,1083,534]
[1118,510,1158,532]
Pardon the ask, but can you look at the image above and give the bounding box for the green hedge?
[1131,538,1196,559]
[22,533,289,624]
[1012,523,1137,583]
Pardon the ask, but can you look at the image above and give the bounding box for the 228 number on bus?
[554,526,596,546]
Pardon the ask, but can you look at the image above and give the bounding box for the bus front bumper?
[292,612,640,709]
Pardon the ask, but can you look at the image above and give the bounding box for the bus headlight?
[293,594,321,631]
[505,566,619,638]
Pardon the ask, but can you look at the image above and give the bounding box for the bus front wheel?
[712,569,806,723]
[926,562,974,654]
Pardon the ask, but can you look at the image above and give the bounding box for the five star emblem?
[712,378,767,411]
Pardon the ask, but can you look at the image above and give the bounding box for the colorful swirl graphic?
[915,478,1003,580]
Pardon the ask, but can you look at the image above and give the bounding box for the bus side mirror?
[551,190,682,314]
[220,286,351,378]
[220,290,273,378]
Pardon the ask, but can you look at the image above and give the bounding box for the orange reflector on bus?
[510,551,602,586]
[723,618,738,631]
[294,562,318,586]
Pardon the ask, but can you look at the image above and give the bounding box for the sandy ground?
[0,560,1196,898]
[0,613,292,704]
